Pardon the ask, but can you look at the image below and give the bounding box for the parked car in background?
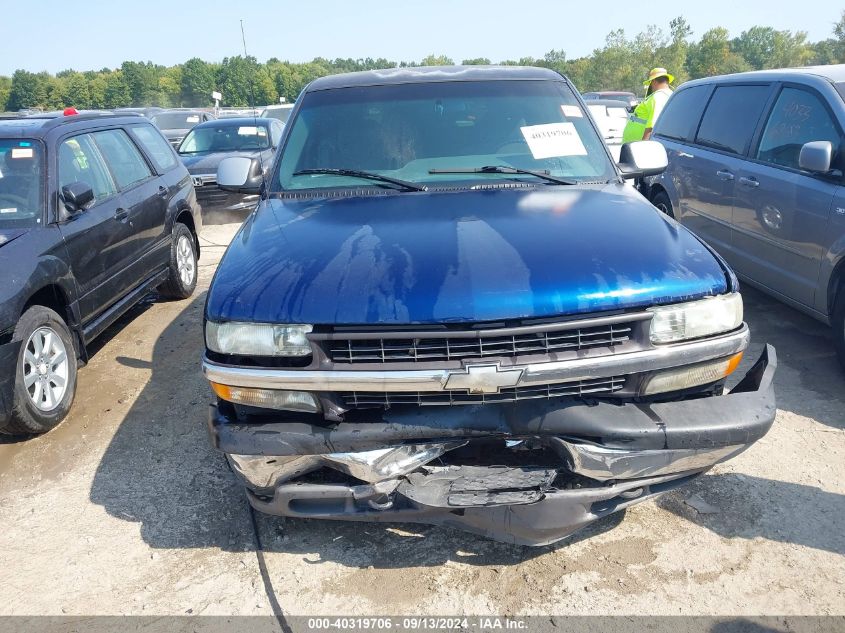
[203,66,776,546]
[114,107,165,118]
[260,104,294,124]
[177,117,282,217]
[584,98,629,160]
[582,91,640,110]
[0,113,201,435]
[217,108,262,118]
[645,65,845,368]
[151,109,215,148]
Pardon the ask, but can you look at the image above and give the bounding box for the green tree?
[180,57,216,107]
[121,61,163,105]
[420,54,454,66]
[7,69,49,110]
[686,27,751,79]
[731,26,813,69]
[0,76,11,111]
[462,57,492,65]
[61,71,92,109]
[103,71,131,108]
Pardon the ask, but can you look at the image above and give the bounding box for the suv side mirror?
[798,141,832,173]
[61,182,94,215]
[617,140,668,179]
[217,156,262,194]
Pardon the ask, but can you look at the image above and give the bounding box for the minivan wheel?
[1,306,77,435]
[159,223,197,300]
[833,283,845,371]
[651,190,674,218]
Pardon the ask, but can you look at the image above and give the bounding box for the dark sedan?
[177,117,282,222]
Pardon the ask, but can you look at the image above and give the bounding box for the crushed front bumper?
[207,345,777,546]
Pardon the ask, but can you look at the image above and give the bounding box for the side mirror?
[798,141,832,173]
[617,140,668,179]
[216,156,262,194]
[61,182,94,215]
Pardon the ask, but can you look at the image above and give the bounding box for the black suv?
[0,113,201,435]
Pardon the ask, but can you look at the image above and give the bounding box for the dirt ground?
[0,220,843,617]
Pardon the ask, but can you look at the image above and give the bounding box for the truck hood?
[206,185,729,325]
[0,228,29,249]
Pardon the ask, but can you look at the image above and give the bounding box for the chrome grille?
[341,376,625,407]
[327,322,634,364]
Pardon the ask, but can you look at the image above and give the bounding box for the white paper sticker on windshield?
[11,148,33,158]
[0,207,17,214]
[520,122,587,159]
[237,126,259,135]
[187,115,200,123]
[561,105,583,118]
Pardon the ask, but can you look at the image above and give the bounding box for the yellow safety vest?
[622,87,673,144]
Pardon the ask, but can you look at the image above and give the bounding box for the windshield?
[262,107,292,123]
[152,112,203,130]
[275,79,615,191]
[0,139,43,228]
[178,123,270,154]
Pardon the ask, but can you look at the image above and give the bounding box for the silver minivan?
[645,65,845,368]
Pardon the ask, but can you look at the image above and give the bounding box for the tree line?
[2,13,844,112]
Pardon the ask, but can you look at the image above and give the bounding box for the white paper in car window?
[520,122,587,159]
[11,148,33,158]
[186,115,200,123]
[0,207,17,213]
[237,126,259,135]
[561,105,583,118]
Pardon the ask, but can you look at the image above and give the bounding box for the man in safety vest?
[622,67,674,143]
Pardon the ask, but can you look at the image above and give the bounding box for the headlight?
[206,321,312,356]
[648,293,743,344]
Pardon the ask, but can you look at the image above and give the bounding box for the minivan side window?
[91,129,153,190]
[130,124,178,172]
[756,87,841,171]
[58,134,117,204]
[695,85,771,155]
[653,85,710,142]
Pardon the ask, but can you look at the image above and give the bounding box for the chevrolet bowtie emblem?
[443,364,524,394]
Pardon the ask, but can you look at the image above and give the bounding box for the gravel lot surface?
[0,219,842,618]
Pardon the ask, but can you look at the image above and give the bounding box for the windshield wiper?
[294,168,427,192]
[428,165,577,186]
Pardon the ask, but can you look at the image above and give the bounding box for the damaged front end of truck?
[203,306,776,546]
[201,66,777,546]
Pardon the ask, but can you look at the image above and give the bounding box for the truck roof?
[305,65,564,92]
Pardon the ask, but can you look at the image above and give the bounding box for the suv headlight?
[648,293,743,344]
[206,321,313,357]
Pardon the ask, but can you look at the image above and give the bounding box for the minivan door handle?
[739,176,760,188]
[716,169,735,181]
[158,185,169,198]
[114,208,130,222]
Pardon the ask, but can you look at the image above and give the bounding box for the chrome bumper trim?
[202,325,749,393]
[554,438,747,481]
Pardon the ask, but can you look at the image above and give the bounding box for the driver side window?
[58,134,117,206]
[756,87,841,171]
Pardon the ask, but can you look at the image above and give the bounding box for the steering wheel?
[0,193,28,209]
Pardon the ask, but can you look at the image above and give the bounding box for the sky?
[0,0,841,76]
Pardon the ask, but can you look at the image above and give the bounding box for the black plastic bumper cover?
[208,345,777,546]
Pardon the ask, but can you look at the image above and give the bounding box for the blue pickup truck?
[201,66,776,546]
